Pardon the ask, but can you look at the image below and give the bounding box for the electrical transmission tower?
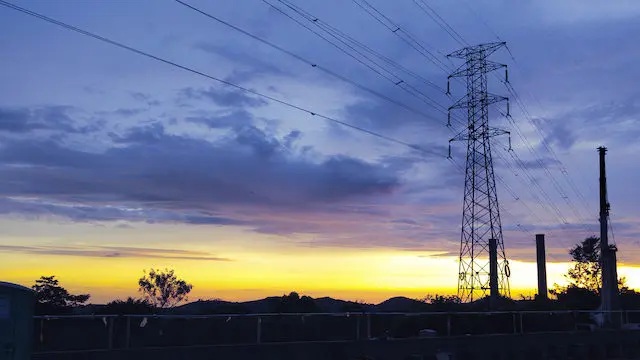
[447,42,511,303]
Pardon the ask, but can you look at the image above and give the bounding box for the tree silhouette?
[567,236,602,291]
[103,297,154,314]
[551,236,628,305]
[272,292,320,313]
[138,268,193,309]
[32,276,90,313]
[550,236,601,297]
[424,294,462,305]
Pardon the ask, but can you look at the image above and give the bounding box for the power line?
[411,0,468,47]
[268,0,469,128]
[261,0,468,129]
[446,111,549,238]
[443,92,548,246]
[260,0,460,123]
[416,0,595,235]
[449,157,532,238]
[504,79,596,221]
[502,91,597,233]
[350,0,452,72]
[406,0,595,236]
[492,146,550,227]
[173,0,444,125]
[458,1,597,229]
[460,0,503,43]
[0,0,446,159]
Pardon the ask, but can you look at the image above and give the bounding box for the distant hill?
[313,297,372,312]
[171,299,244,314]
[62,293,547,316]
[166,295,422,315]
[77,294,497,316]
[375,297,427,312]
[242,296,283,313]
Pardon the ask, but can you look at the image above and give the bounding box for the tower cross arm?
[449,61,506,79]
[449,127,510,143]
[486,127,510,138]
[448,93,508,111]
[446,41,506,59]
[485,93,509,106]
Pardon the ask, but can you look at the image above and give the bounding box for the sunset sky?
[0,0,639,304]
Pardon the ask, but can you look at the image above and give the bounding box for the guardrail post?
[356,315,361,340]
[107,317,114,349]
[519,312,524,333]
[366,314,371,340]
[256,316,262,344]
[39,318,44,344]
[512,313,517,334]
[447,314,452,336]
[125,316,131,348]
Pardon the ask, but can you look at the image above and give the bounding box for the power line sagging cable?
[0,0,446,159]
[260,0,466,127]
[172,0,443,125]
[458,2,597,229]
[411,0,468,47]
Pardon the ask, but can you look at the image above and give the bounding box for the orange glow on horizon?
[2,220,640,305]
[4,247,640,304]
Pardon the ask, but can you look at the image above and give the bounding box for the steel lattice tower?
[447,42,511,302]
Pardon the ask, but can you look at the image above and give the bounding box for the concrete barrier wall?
[32,330,640,360]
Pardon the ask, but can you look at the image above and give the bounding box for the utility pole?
[598,146,619,322]
[447,42,511,302]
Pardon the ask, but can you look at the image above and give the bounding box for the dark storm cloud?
[112,108,145,117]
[0,244,231,261]
[0,108,47,133]
[2,0,638,256]
[186,109,254,129]
[342,85,448,131]
[180,86,268,108]
[110,123,167,144]
[0,119,401,226]
[0,197,245,226]
[0,106,93,134]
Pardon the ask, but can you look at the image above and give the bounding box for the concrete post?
[535,234,548,301]
[489,238,499,309]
